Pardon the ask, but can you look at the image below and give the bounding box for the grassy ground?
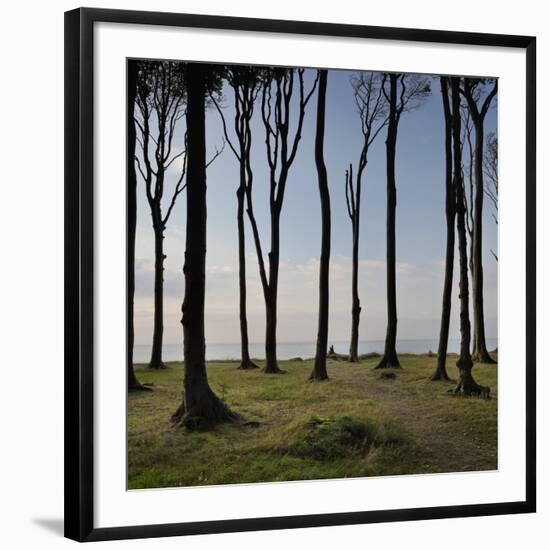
[128,354,497,489]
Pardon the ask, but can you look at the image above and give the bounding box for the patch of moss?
[283,415,407,461]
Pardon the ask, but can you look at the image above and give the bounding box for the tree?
[431,77,454,382]
[461,78,498,364]
[172,63,236,428]
[210,66,263,370]
[310,69,330,381]
[246,68,318,373]
[376,73,430,369]
[484,132,498,261]
[345,72,388,362]
[127,60,151,391]
[135,61,187,370]
[451,77,490,397]
[460,102,476,318]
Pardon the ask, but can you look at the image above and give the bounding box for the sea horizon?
[133,337,498,363]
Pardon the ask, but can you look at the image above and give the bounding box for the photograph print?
[127,58,498,490]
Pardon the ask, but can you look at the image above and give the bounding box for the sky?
[133,66,498,351]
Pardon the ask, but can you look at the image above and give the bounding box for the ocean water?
[134,338,498,363]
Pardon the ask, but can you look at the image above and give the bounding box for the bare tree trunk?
[432,77,454,382]
[464,126,476,355]
[345,74,387,362]
[210,71,259,371]
[127,61,150,391]
[311,70,330,381]
[148,213,166,369]
[461,78,497,364]
[468,184,477,357]
[349,217,361,362]
[451,78,490,398]
[250,70,318,374]
[471,119,496,364]
[264,207,282,373]
[237,178,258,370]
[172,63,236,428]
[347,163,361,363]
[376,74,401,369]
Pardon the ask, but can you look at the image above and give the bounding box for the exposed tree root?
[453,368,491,398]
[237,360,260,370]
[263,364,284,374]
[172,388,238,430]
[430,368,451,381]
[374,352,401,369]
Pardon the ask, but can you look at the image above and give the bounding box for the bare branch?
[209,92,241,160]
[480,80,498,119]
[135,155,147,183]
[206,139,226,168]
[135,60,187,227]
[165,147,187,169]
[287,69,319,167]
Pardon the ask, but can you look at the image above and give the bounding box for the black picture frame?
[65,7,536,543]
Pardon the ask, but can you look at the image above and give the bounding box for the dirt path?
[360,360,498,473]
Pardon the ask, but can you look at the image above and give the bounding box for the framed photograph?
[65,7,536,542]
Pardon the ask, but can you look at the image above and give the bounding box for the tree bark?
[311,70,330,381]
[236,177,258,370]
[349,164,361,363]
[264,209,282,374]
[148,212,166,369]
[376,74,401,369]
[127,61,150,391]
[451,78,490,398]
[461,79,497,364]
[349,239,361,362]
[172,63,236,428]
[432,77,454,382]
[471,117,496,364]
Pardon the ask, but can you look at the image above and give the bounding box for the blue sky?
[133,67,498,349]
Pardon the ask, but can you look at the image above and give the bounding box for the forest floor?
[128,354,497,489]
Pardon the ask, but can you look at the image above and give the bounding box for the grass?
[128,354,497,489]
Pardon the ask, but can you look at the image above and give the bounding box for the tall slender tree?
[461,78,498,364]
[310,69,330,382]
[461,104,476,318]
[210,66,262,370]
[484,132,498,262]
[127,60,151,391]
[135,61,187,370]
[451,77,490,397]
[345,72,388,362]
[172,63,236,428]
[432,77,454,382]
[376,74,430,369]
[246,68,318,373]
